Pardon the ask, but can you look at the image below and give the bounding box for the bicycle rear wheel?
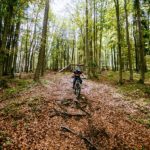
[74,79,81,98]
[75,87,80,98]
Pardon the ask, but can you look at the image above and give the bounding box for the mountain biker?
[72,66,83,89]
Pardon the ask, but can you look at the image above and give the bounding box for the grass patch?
[5,87,17,95]
[1,102,25,120]
[12,120,18,129]
[41,79,50,85]
[135,118,150,128]
[28,97,42,114]
[143,98,150,104]
[0,131,12,149]
[128,114,150,129]
[118,82,150,107]
[8,78,33,91]
[0,78,34,100]
[101,70,150,84]
[118,83,146,97]
[100,71,150,104]
[99,70,150,127]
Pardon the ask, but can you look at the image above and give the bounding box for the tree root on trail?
[55,98,91,117]
[54,97,99,149]
[75,100,91,116]
[56,98,73,106]
[61,126,98,150]
[49,108,86,118]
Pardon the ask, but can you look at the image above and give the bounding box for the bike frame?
[74,78,81,98]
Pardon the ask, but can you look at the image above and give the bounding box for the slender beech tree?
[133,15,140,73]
[29,10,39,72]
[34,0,50,81]
[124,0,133,80]
[99,0,106,71]
[135,0,145,83]
[85,0,90,76]
[12,20,21,76]
[93,0,98,74]
[25,16,29,73]
[114,0,123,84]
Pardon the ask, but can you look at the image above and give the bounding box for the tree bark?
[114,0,123,84]
[124,0,133,80]
[85,0,90,76]
[34,0,50,81]
[135,0,145,83]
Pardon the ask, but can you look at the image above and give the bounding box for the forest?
[0,0,150,149]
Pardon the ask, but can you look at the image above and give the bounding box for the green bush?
[5,88,17,95]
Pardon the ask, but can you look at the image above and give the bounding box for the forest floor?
[0,71,150,150]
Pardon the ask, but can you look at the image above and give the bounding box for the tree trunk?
[136,0,145,83]
[11,21,21,77]
[85,0,90,77]
[25,17,29,73]
[114,0,123,84]
[93,0,96,62]
[124,0,133,80]
[34,0,50,81]
[114,47,117,71]
[93,0,98,75]
[99,1,107,72]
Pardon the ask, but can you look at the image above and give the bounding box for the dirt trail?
[0,72,150,150]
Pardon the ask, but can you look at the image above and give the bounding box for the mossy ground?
[99,71,150,127]
[0,77,35,100]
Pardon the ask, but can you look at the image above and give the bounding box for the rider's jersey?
[74,70,82,77]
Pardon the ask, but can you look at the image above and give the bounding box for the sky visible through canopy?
[52,0,72,17]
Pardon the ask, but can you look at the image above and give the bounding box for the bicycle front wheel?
[76,88,80,98]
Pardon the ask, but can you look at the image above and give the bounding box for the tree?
[124,0,133,80]
[85,0,90,76]
[0,0,28,78]
[134,0,145,83]
[114,0,123,84]
[34,0,50,81]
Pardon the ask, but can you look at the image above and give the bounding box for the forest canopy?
[0,0,149,83]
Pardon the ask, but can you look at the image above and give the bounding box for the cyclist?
[72,66,83,89]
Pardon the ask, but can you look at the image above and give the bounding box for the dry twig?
[61,126,98,150]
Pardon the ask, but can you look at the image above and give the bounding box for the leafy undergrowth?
[0,72,150,149]
[0,77,35,101]
[99,71,150,127]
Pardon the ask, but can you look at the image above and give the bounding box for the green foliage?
[144,86,150,95]
[5,87,17,95]
[41,79,49,85]
[128,114,150,128]
[89,61,99,79]
[2,102,25,120]
[100,71,150,106]
[146,56,150,70]
[6,79,32,93]
[119,83,147,98]
[28,97,42,114]
[0,78,34,101]
[0,131,12,149]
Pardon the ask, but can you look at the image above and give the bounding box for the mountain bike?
[74,78,81,99]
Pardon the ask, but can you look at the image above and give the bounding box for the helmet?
[75,66,81,72]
